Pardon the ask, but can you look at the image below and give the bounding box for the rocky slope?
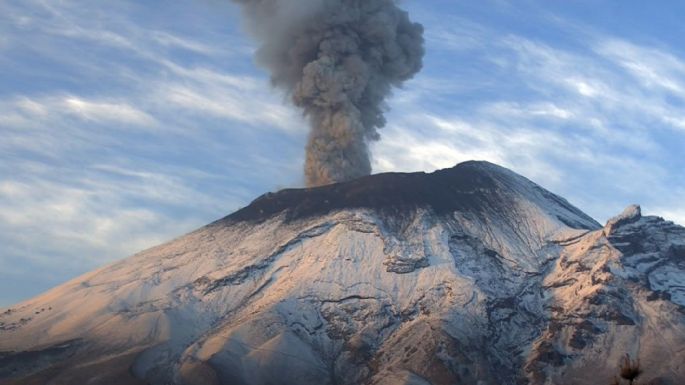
[0,161,683,385]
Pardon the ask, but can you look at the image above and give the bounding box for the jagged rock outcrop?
[1,161,683,385]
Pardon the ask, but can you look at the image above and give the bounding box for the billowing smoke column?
[232,0,424,186]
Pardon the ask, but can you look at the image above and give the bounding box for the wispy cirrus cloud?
[597,39,685,96]
[63,97,157,126]
[7,95,158,127]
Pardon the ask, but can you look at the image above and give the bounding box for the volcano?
[1,161,684,385]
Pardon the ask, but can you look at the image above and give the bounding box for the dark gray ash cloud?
[231,0,425,186]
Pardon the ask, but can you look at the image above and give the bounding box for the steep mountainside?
[1,161,683,385]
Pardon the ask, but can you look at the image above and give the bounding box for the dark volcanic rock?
[225,161,599,229]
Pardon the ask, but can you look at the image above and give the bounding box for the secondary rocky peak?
[604,204,642,235]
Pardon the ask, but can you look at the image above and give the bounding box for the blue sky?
[1,0,684,307]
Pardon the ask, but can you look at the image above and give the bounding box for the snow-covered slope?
[1,161,683,385]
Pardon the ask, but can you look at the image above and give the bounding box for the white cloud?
[156,83,302,132]
[3,95,157,127]
[63,97,157,126]
[564,77,605,98]
[481,102,574,120]
[424,17,490,51]
[596,39,685,95]
[503,35,685,136]
[151,31,220,55]
[160,61,262,90]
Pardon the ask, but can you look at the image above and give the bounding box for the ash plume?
[231,0,425,186]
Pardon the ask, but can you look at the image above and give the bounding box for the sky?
[1,0,684,307]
